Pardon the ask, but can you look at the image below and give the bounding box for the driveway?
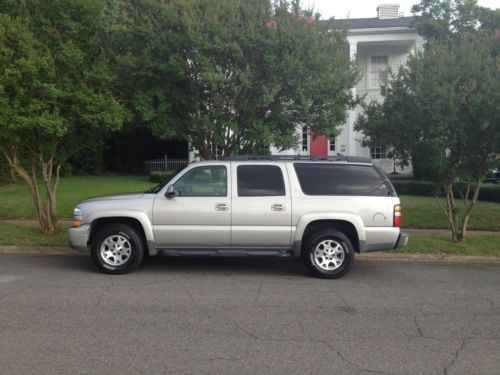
[0,255,498,374]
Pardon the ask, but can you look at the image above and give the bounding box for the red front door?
[310,130,328,157]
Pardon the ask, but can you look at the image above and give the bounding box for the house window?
[329,139,336,152]
[301,126,309,152]
[370,145,387,159]
[370,56,388,88]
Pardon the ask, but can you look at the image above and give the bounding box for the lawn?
[0,175,156,219]
[400,195,500,231]
[0,175,499,231]
[0,225,68,247]
[392,234,500,256]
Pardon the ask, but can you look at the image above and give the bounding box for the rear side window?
[293,163,390,196]
[237,165,286,196]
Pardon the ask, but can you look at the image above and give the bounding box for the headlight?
[73,207,83,227]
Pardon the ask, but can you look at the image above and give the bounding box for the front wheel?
[302,229,355,279]
[91,224,145,274]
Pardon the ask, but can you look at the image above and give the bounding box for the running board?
[157,249,293,257]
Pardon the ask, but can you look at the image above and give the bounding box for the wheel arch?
[88,214,155,255]
[293,214,366,256]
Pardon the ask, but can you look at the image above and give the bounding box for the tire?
[302,229,355,279]
[91,224,145,274]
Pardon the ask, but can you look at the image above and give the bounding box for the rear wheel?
[91,224,145,274]
[302,229,354,279]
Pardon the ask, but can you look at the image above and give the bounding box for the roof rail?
[221,155,372,163]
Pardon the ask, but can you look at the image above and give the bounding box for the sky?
[305,0,499,19]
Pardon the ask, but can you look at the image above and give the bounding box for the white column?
[348,42,358,156]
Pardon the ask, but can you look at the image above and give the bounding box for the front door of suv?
[153,164,231,248]
[231,163,292,248]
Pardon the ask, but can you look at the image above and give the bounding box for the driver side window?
[174,166,227,197]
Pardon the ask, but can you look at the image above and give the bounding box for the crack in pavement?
[234,320,396,375]
[254,281,263,304]
[93,275,115,310]
[443,338,466,375]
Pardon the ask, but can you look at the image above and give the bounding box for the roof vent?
[377,4,400,19]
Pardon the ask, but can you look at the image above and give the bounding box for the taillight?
[394,204,401,227]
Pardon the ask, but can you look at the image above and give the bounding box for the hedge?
[149,171,175,183]
[392,181,500,203]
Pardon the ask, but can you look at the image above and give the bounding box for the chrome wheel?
[311,239,345,271]
[100,235,132,266]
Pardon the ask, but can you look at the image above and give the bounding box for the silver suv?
[69,156,408,278]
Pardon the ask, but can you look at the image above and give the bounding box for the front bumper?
[394,231,409,249]
[68,224,90,252]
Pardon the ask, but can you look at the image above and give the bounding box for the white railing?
[144,156,189,173]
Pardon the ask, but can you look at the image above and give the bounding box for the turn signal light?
[394,205,401,227]
[73,220,82,227]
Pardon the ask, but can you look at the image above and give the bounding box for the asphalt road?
[0,255,499,375]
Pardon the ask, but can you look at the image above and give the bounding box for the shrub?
[149,171,174,183]
[392,181,500,203]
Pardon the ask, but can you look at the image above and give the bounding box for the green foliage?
[355,35,499,186]
[393,181,500,203]
[149,171,174,183]
[355,0,499,241]
[111,0,359,159]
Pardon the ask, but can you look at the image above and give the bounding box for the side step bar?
[157,249,293,257]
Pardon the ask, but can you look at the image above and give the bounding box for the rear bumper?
[394,231,409,249]
[360,227,409,252]
[68,224,90,252]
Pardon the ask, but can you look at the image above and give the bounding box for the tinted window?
[294,163,390,196]
[238,165,285,196]
[175,166,227,197]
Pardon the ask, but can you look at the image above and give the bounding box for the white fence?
[144,156,189,173]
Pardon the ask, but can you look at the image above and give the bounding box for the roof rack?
[221,155,372,163]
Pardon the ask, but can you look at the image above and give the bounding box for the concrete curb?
[358,252,500,264]
[0,246,499,264]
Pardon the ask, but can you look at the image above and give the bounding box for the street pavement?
[0,254,499,375]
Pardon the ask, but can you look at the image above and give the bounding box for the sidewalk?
[1,218,500,236]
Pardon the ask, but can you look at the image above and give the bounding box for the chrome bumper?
[68,224,90,252]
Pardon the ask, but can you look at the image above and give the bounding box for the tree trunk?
[2,145,59,234]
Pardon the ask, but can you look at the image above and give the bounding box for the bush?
[149,171,174,183]
[392,181,500,203]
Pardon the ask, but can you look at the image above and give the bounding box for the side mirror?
[165,184,176,198]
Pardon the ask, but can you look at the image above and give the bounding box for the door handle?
[271,203,286,211]
[215,203,229,211]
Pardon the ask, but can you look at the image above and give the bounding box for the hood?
[79,192,145,204]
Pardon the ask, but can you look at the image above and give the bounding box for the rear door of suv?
[230,162,292,248]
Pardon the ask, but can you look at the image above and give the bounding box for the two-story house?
[272,4,424,174]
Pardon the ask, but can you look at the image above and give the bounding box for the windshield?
[145,168,184,194]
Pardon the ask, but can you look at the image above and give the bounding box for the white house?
[272,4,424,174]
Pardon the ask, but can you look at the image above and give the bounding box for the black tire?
[302,229,355,279]
[91,224,145,274]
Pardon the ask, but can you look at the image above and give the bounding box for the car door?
[231,163,292,248]
[153,164,231,248]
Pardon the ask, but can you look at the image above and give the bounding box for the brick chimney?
[377,4,400,19]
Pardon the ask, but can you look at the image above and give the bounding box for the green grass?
[400,195,500,231]
[393,234,500,256]
[0,225,68,247]
[0,175,155,219]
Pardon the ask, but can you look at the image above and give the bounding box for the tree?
[355,0,499,242]
[112,0,359,160]
[0,1,126,233]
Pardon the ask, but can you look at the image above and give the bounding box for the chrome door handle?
[215,203,229,211]
[271,204,285,211]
